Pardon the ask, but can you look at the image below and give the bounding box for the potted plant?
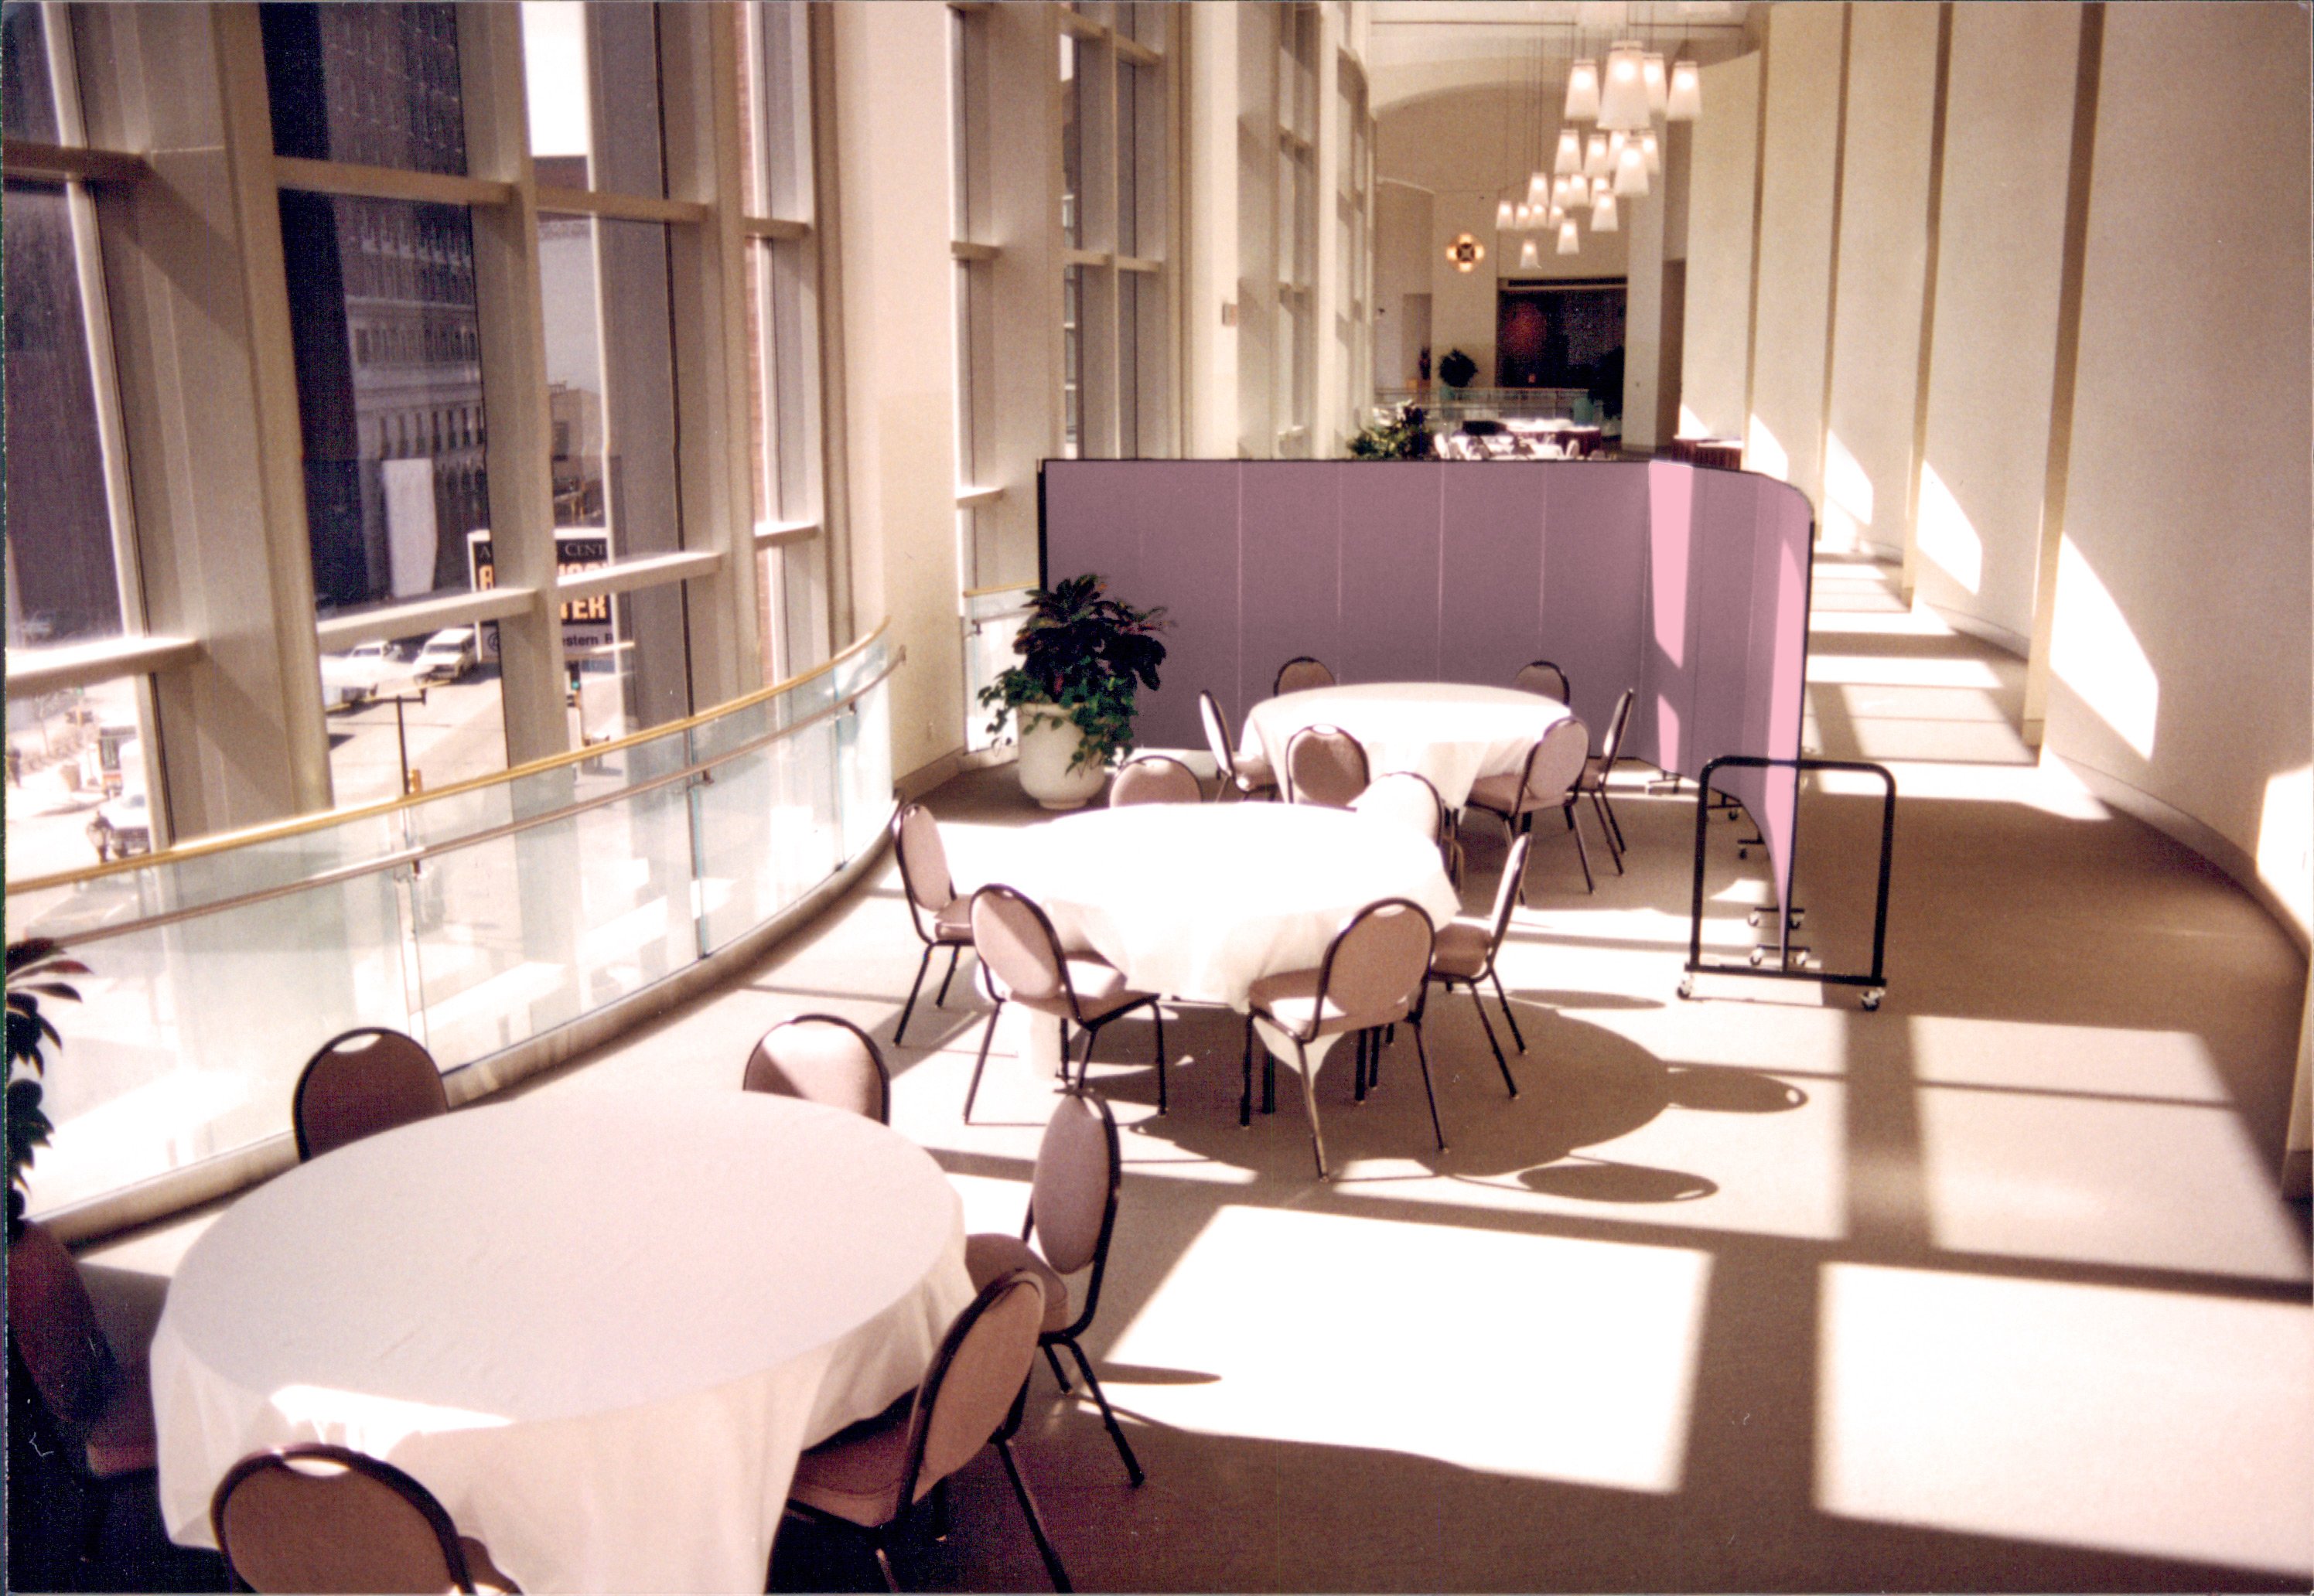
[1437,347,1479,395]
[978,574,1167,809]
[1349,404,1431,460]
[7,938,83,1243]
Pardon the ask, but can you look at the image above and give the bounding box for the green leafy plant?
[7,938,86,1242]
[1349,404,1432,460]
[1437,347,1479,391]
[978,574,1168,773]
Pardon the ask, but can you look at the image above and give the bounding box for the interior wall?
[1372,179,1433,390]
[2050,1,2312,938]
[831,2,962,777]
[1822,2,1940,561]
[1744,2,1844,508]
[1911,2,2082,651]
[1677,53,1760,439]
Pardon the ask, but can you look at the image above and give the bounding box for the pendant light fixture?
[1583,131,1610,179]
[1556,218,1580,256]
[1555,128,1582,175]
[1497,197,1516,231]
[1546,204,1565,229]
[1519,237,1541,270]
[1598,41,1650,131]
[1607,128,1628,165]
[1667,58,1703,121]
[1643,53,1669,117]
[1590,190,1619,232]
[1564,58,1600,121]
[1640,129,1662,176]
[1527,170,1551,209]
[1614,139,1650,197]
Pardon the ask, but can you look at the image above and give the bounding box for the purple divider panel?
[1436,464,1544,687]
[1688,469,1765,783]
[1237,464,1345,717]
[1643,460,1698,773]
[1043,462,1145,615]
[1750,481,1815,911]
[1539,463,1651,740]
[1126,462,1244,749]
[1340,464,1449,684]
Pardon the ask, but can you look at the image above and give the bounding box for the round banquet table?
[1242,680,1571,808]
[149,1089,975,1594]
[976,803,1464,1008]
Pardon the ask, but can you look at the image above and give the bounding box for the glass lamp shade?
[1608,128,1628,163]
[1598,41,1651,130]
[1497,198,1516,230]
[1643,53,1669,116]
[1554,174,1581,210]
[1667,58,1703,121]
[1556,218,1580,256]
[1555,128,1582,175]
[1527,170,1551,207]
[1565,59,1601,121]
[1614,141,1650,197]
[1547,205,1565,227]
[1519,238,1541,270]
[1640,129,1662,175]
[1590,191,1619,232]
[1583,132,1610,179]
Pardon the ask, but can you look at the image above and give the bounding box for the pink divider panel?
[1643,460,1698,772]
[1125,462,1245,749]
[1237,465,1343,709]
[1341,464,1447,685]
[1751,485,1815,911]
[1539,463,1652,738]
[1437,466,1542,687]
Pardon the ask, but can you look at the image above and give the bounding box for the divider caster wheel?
[1860,988,1884,1012]
[1677,977,1695,1000]
[1748,946,1767,967]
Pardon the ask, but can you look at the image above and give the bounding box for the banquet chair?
[1244,899,1443,1179]
[1463,716,1597,897]
[1198,691,1277,801]
[292,1028,446,1161]
[1272,656,1336,696]
[892,803,974,1045]
[964,1089,1144,1487]
[210,1444,520,1594]
[1349,769,1462,886]
[784,1270,1070,1593]
[964,885,1166,1122]
[1424,830,1531,1096]
[1282,725,1370,808]
[1513,660,1570,704]
[1109,753,1203,807]
[743,1014,892,1124]
[1575,687,1638,871]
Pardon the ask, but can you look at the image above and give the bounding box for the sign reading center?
[465,528,614,663]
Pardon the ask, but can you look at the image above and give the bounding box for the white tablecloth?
[151,1090,974,1594]
[964,803,1462,1008]
[1244,681,1570,808]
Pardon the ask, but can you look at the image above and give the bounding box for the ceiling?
[1367,0,1757,112]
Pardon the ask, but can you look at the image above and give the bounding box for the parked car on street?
[415,627,478,683]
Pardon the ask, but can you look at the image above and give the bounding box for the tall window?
[1278,4,1319,455]
[2,2,162,878]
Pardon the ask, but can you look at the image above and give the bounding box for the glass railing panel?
[837,677,893,864]
[964,592,1030,754]
[19,867,416,1215]
[695,716,843,953]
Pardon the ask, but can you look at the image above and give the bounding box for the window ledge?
[956,484,1005,509]
[756,520,823,550]
[556,549,722,602]
[315,588,538,651]
[5,635,200,696]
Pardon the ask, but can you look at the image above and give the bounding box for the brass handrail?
[36,653,901,950]
[5,621,890,897]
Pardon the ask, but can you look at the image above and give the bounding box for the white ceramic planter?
[1016,710,1108,810]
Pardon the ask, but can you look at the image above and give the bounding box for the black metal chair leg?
[1592,790,1625,873]
[934,943,964,1005]
[1043,1341,1074,1393]
[1152,1004,1167,1114]
[1411,1020,1448,1152]
[996,1437,1075,1591]
[930,1476,952,1541]
[1262,1050,1275,1114]
[1063,1336,1146,1487]
[1076,1019,1101,1090]
[964,999,1005,1122]
[1489,967,1527,1052]
[872,1540,903,1593]
[1600,786,1628,853]
[896,943,936,1045]
[1465,984,1517,1096]
[1294,1040,1329,1178]
[1240,1015,1255,1127]
[1353,1028,1367,1102]
[1569,803,1596,892]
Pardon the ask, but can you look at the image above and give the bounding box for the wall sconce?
[1445,233,1486,273]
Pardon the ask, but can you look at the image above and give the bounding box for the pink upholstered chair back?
[1111,755,1203,807]
[970,886,1069,1007]
[1514,660,1570,703]
[1596,687,1635,766]
[1487,832,1532,953]
[5,1219,116,1429]
[743,1015,891,1123]
[292,1028,447,1161]
[1273,656,1335,695]
[905,1271,1047,1506]
[1284,725,1369,808]
[1198,691,1240,779]
[1516,718,1591,810]
[211,1445,476,1594]
[1316,899,1435,1033]
[1029,1091,1118,1277]
[894,804,956,915]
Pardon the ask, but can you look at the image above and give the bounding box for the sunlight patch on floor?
[1819,1264,2314,1576]
[1109,1205,1713,1492]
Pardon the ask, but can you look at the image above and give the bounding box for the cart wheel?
[1747,946,1766,967]
[1677,977,1695,1001]
[1861,989,1883,1012]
